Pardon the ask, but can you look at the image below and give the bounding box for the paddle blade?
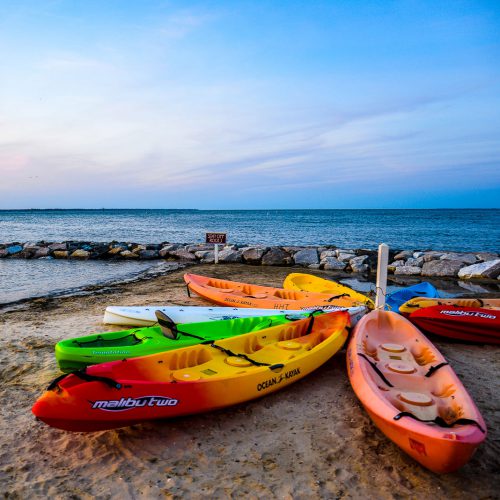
[155,310,178,339]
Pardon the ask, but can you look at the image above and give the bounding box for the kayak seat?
[168,348,212,371]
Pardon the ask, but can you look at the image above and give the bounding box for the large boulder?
[405,257,424,268]
[337,252,356,262]
[320,250,337,260]
[395,266,422,276]
[167,249,197,262]
[349,255,369,273]
[321,257,346,271]
[423,251,444,262]
[53,250,69,259]
[120,250,139,259]
[195,251,215,264]
[261,248,291,266]
[476,252,498,262]
[159,244,184,257]
[71,249,90,259]
[440,253,477,265]
[293,248,319,266]
[0,249,8,258]
[242,247,268,264]
[217,248,243,263]
[394,250,413,260]
[48,242,66,251]
[186,244,215,253]
[421,259,463,277]
[458,259,500,279]
[139,250,158,260]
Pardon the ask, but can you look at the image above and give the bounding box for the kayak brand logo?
[257,368,301,391]
[439,310,496,320]
[91,395,179,411]
[92,350,131,355]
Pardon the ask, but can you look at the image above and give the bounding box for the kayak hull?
[34,311,350,432]
[386,282,439,313]
[283,273,374,308]
[409,305,500,344]
[347,310,486,473]
[103,305,367,327]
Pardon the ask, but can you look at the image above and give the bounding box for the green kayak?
[55,312,310,372]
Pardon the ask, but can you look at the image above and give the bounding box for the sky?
[0,0,499,209]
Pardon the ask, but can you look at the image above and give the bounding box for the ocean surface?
[0,209,498,305]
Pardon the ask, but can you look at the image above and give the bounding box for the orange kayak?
[347,309,486,473]
[184,273,366,310]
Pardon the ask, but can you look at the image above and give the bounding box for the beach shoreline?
[1,264,498,499]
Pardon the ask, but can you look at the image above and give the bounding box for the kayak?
[409,305,500,344]
[347,309,486,473]
[55,313,308,372]
[184,273,366,310]
[386,282,439,313]
[283,273,374,308]
[103,305,367,327]
[33,311,350,432]
[399,297,500,316]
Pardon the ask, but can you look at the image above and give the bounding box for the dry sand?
[0,264,498,499]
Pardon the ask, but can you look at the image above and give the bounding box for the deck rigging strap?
[357,353,394,388]
[424,362,449,377]
[201,340,271,367]
[327,293,349,303]
[393,411,486,433]
[47,369,122,391]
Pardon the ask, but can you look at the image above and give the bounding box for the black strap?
[358,353,394,387]
[179,330,206,341]
[424,362,449,377]
[202,341,271,367]
[393,411,486,433]
[186,282,191,297]
[47,369,122,391]
[327,293,349,302]
[305,314,315,335]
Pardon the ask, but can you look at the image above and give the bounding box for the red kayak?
[409,305,500,344]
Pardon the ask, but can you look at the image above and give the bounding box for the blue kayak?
[386,282,439,313]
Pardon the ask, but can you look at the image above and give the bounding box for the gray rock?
[23,242,40,251]
[108,245,127,255]
[282,246,306,253]
[139,250,158,260]
[335,249,354,257]
[413,251,424,258]
[120,250,139,259]
[423,251,444,262]
[389,260,405,268]
[242,247,268,264]
[197,251,215,264]
[458,259,500,279]
[308,264,321,269]
[167,249,197,261]
[159,244,184,256]
[320,250,337,260]
[217,248,243,263]
[186,244,216,253]
[395,266,422,276]
[337,252,356,262]
[349,255,368,266]
[293,248,319,266]
[394,250,413,260]
[421,259,463,277]
[405,257,424,268]
[262,248,291,266]
[321,257,346,270]
[34,247,50,258]
[48,242,67,251]
[351,263,369,273]
[476,252,498,262]
[440,252,477,265]
[0,249,8,258]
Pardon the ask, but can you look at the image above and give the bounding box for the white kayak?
[103,305,367,327]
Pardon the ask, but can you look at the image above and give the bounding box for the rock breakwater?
[1,241,499,280]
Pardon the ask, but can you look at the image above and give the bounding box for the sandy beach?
[1,264,498,499]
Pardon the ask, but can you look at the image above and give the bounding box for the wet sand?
[0,264,498,499]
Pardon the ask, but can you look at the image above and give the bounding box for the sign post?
[206,233,227,264]
[375,243,389,310]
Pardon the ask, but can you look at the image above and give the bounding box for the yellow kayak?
[399,297,500,315]
[284,273,374,308]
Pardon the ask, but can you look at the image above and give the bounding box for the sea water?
[0,209,498,304]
